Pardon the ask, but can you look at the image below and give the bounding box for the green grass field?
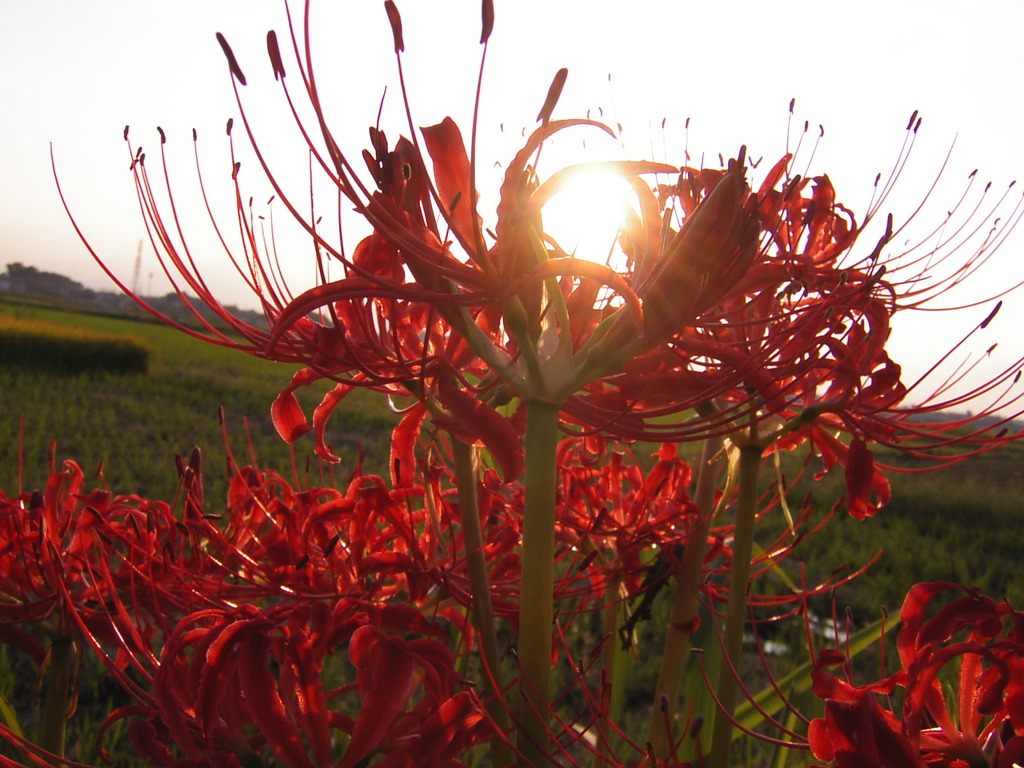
[0,298,397,504]
[770,440,1024,616]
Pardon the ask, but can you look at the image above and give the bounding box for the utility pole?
[130,240,142,295]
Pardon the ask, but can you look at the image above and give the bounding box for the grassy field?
[767,440,1024,618]
[0,298,397,504]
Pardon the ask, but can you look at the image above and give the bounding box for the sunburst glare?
[540,164,638,272]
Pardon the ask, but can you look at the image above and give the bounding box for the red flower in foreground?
[809,583,1024,767]
[0,447,500,767]
[140,604,489,768]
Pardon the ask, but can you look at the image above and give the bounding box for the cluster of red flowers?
[22,0,1024,766]
[0,449,490,766]
[0,431,806,766]
[64,7,1023,516]
[810,583,1024,768]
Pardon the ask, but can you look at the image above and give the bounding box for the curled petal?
[391,403,428,487]
[813,696,925,768]
[421,118,482,256]
[845,437,891,519]
[271,369,318,442]
[237,630,315,768]
[436,376,523,482]
[312,383,354,462]
[339,625,418,768]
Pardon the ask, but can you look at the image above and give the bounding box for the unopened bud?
[638,153,760,344]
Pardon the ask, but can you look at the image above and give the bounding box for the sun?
[539,164,638,272]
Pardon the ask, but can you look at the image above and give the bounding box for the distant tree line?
[0,262,266,329]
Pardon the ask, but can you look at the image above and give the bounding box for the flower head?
[58,1,1024,518]
[809,583,1024,768]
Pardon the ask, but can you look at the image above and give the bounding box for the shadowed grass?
[759,439,1024,619]
[0,314,151,375]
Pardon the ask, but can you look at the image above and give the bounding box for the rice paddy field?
[0,296,397,505]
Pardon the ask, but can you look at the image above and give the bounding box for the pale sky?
[3,0,1024,409]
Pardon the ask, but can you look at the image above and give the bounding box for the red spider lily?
[43,1,1024,765]
[56,0,1024,523]
[552,438,701,599]
[57,2,736,468]
[581,151,1021,523]
[0,446,502,766]
[3,443,724,767]
[550,436,818,608]
[0,441,704,766]
[128,603,490,768]
[449,436,863,767]
[0,461,97,627]
[809,582,1024,767]
[0,457,195,677]
[573,149,1023,495]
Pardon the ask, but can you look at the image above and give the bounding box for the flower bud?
[638,153,760,344]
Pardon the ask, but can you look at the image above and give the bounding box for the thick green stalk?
[40,633,73,759]
[647,434,724,757]
[452,439,514,768]
[708,444,763,768]
[517,400,561,768]
[595,577,631,766]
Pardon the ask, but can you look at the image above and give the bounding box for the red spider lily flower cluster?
[0,447,497,767]
[3,435,781,766]
[33,0,1024,766]
[809,582,1024,768]
[0,427,857,767]
[58,0,1024,520]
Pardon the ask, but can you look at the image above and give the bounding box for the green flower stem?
[708,444,764,768]
[517,400,561,767]
[452,439,514,768]
[647,434,724,758]
[40,633,73,758]
[596,576,629,766]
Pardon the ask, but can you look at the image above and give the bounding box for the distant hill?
[0,261,267,330]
